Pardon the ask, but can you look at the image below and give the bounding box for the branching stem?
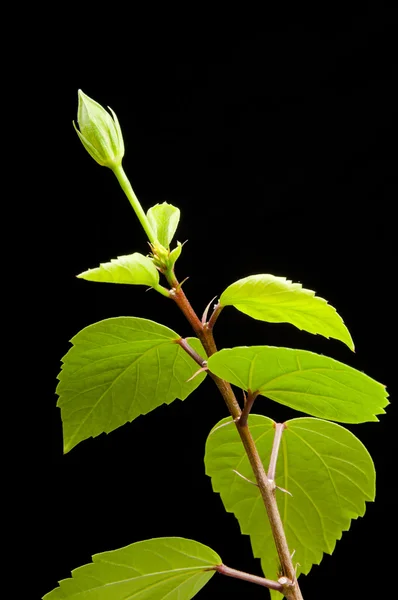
[206,302,223,330]
[239,390,259,427]
[167,274,304,600]
[215,563,284,592]
[176,338,207,367]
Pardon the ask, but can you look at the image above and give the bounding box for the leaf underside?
[43,537,221,600]
[220,274,354,350]
[57,317,207,452]
[205,415,375,594]
[76,252,159,287]
[207,346,388,423]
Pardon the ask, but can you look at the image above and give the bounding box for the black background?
[38,8,395,600]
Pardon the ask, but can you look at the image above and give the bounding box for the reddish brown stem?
[239,390,259,427]
[170,286,204,339]
[206,301,223,330]
[168,275,303,600]
[215,563,284,592]
[176,338,207,367]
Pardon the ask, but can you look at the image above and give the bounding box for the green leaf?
[57,318,207,453]
[147,202,180,247]
[205,415,375,588]
[207,346,388,423]
[43,537,221,600]
[76,252,159,287]
[169,240,183,266]
[219,274,354,350]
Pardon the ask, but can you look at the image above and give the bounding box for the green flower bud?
[73,90,125,169]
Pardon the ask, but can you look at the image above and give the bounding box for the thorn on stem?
[201,295,218,324]
[232,469,259,487]
[275,485,293,497]
[186,365,208,382]
[176,276,189,291]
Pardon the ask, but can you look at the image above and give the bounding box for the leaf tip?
[76,270,90,279]
[63,438,76,454]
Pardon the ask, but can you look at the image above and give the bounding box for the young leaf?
[57,318,207,452]
[207,346,388,423]
[43,537,221,600]
[220,274,354,350]
[205,415,375,587]
[147,202,181,247]
[76,252,159,287]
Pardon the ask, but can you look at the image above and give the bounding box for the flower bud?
[73,90,125,169]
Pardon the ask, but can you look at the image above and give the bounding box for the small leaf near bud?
[147,203,181,248]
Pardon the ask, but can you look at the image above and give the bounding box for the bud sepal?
[150,240,183,274]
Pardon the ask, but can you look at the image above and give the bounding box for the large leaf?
[77,253,159,287]
[147,202,180,247]
[205,415,375,591]
[220,274,354,350]
[207,346,388,423]
[57,318,207,452]
[43,537,221,600]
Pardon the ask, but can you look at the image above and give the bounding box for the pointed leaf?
[147,202,180,247]
[169,240,183,266]
[77,253,159,287]
[220,274,354,350]
[57,318,207,452]
[205,415,375,587]
[207,346,388,423]
[43,537,221,600]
